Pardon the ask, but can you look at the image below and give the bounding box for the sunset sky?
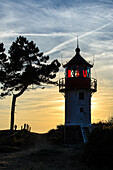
[0,0,113,133]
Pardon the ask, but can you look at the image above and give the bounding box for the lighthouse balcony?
[59,77,97,93]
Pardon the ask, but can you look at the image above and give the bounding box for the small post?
[14,124,17,131]
[24,124,26,130]
[27,124,29,131]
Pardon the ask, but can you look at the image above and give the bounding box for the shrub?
[47,125,64,144]
[84,124,113,169]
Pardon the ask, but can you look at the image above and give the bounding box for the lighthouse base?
[64,125,84,144]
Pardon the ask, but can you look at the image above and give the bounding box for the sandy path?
[0,134,51,169]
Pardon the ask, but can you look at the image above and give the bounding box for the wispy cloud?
[0,31,73,38]
[44,22,111,55]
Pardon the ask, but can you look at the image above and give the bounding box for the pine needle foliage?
[0,36,61,132]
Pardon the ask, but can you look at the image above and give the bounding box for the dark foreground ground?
[0,125,113,170]
[0,129,88,170]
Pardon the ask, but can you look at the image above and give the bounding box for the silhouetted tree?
[0,36,61,133]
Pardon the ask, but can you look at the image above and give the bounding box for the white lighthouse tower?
[59,42,97,143]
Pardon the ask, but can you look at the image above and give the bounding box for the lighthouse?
[59,42,97,143]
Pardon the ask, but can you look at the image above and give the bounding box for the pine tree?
[0,36,61,133]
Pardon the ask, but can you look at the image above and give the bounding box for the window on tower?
[79,92,84,100]
[80,107,84,112]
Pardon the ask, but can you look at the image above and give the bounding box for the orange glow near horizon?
[0,83,113,133]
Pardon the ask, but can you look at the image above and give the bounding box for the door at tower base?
[64,125,83,144]
[65,90,91,127]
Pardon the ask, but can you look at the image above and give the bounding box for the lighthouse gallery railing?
[59,78,97,92]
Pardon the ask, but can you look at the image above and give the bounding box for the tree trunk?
[10,86,28,134]
[10,94,16,134]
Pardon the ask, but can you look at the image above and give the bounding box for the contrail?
[0,32,71,38]
[44,22,111,55]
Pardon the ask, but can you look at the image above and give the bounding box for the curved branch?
[14,85,28,98]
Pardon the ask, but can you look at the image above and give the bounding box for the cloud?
[44,22,111,55]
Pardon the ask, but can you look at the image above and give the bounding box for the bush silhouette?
[84,123,113,169]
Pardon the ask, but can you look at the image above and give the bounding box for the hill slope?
[0,130,87,170]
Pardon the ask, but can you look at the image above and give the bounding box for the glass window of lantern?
[83,66,87,77]
[75,70,77,77]
[71,70,74,77]
[75,70,79,77]
[82,66,90,78]
[87,68,90,77]
[68,70,71,77]
[75,66,80,77]
[66,65,91,78]
[83,70,87,77]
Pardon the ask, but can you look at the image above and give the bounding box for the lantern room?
[65,65,90,78]
[59,46,97,93]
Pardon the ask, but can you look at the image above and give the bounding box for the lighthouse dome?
[63,46,93,68]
